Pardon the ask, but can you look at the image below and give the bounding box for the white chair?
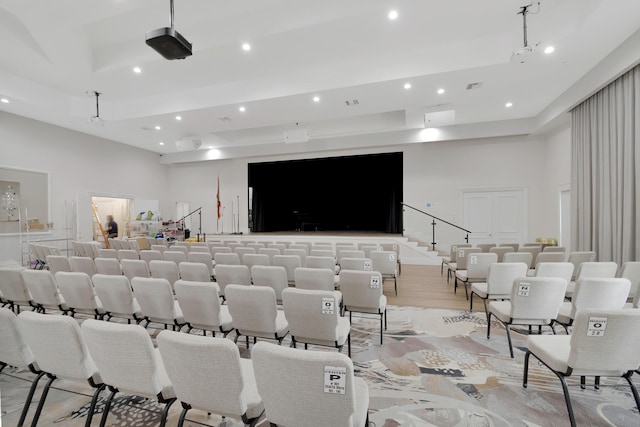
[441,243,471,276]
[499,243,520,252]
[187,251,214,275]
[469,262,529,318]
[272,254,302,285]
[309,248,336,259]
[130,277,186,330]
[252,341,369,427]
[534,262,574,283]
[98,248,118,259]
[234,247,256,259]
[120,258,151,280]
[250,265,289,304]
[211,246,233,258]
[242,253,271,269]
[94,257,123,275]
[214,264,252,300]
[282,288,351,356]
[0,267,36,313]
[149,259,181,290]
[45,255,72,275]
[225,284,289,348]
[542,246,566,252]
[189,245,210,253]
[151,244,168,253]
[69,256,97,277]
[283,248,307,266]
[503,251,533,266]
[517,246,541,268]
[21,269,70,314]
[246,242,266,251]
[524,309,640,427]
[174,280,234,336]
[156,330,264,427]
[169,244,189,253]
[116,249,139,260]
[337,249,365,266]
[139,249,163,264]
[178,261,212,282]
[339,257,373,272]
[339,270,387,345]
[54,271,106,319]
[455,252,498,300]
[267,243,287,252]
[566,261,618,299]
[476,243,496,253]
[91,274,143,324]
[567,251,597,280]
[81,319,177,427]
[488,276,568,358]
[18,311,105,427]
[214,252,241,267]
[489,246,512,263]
[257,247,280,264]
[370,250,399,296]
[554,278,630,333]
[163,250,188,265]
[619,261,640,303]
[294,267,336,292]
[381,242,402,275]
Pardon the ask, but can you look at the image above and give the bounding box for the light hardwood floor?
[383,263,476,311]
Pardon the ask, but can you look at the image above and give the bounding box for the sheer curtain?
[570,64,640,265]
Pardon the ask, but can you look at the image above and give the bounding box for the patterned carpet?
[1,306,639,426]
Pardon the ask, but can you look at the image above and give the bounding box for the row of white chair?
[1,308,370,426]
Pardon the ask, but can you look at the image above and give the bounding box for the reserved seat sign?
[324,366,347,394]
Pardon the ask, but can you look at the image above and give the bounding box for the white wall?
[543,122,572,244]
[0,110,569,263]
[0,111,169,262]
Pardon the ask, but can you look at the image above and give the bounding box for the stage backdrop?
[249,152,403,233]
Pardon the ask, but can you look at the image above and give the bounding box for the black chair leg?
[505,325,514,358]
[624,371,640,411]
[17,371,45,427]
[177,404,190,427]
[85,383,106,427]
[99,387,118,427]
[556,373,577,427]
[159,398,176,427]
[30,374,56,427]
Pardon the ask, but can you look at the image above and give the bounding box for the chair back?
[282,288,342,342]
[242,253,271,269]
[465,253,498,281]
[98,248,118,259]
[534,252,566,266]
[283,248,307,266]
[448,243,471,262]
[534,262,574,283]
[272,255,302,283]
[476,243,496,253]
[485,262,529,295]
[568,309,640,373]
[455,248,482,270]
[247,242,266,251]
[120,258,151,280]
[294,267,335,291]
[305,255,336,270]
[339,270,384,310]
[574,262,618,281]
[55,271,102,313]
[19,311,99,381]
[214,252,241,266]
[567,251,597,279]
[214,264,252,296]
[252,341,363,427]
[258,248,281,263]
[163,250,187,264]
[310,249,335,258]
[502,251,533,267]
[92,274,139,319]
[250,265,288,303]
[339,257,373,271]
[0,307,36,369]
[517,247,541,268]
[174,280,226,330]
[337,250,364,264]
[620,261,640,303]
[178,261,211,282]
[234,247,256,258]
[569,278,631,319]
[139,250,163,264]
[225,285,279,336]
[187,252,214,270]
[45,255,72,275]
[130,277,178,323]
[157,330,262,419]
[151,244,168,253]
[149,260,181,289]
[509,277,567,320]
[94,257,123,275]
[81,319,172,399]
[499,243,520,252]
[542,246,566,252]
[21,269,62,310]
[489,246,511,262]
[0,267,32,307]
[211,246,233,257]
[116,249,139,260]
[369,250,398,275]
[69,256,97,276]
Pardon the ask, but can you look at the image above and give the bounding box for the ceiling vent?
[466,82,483,90]
[345,99,360,106]
[175,138,202,151]
[217,116,232,122]
[283,128,309,143]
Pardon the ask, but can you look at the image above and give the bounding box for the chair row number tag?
[363,261,372,270]
[324,366,346,394]
[388,253,395,261]
[587,317,607,336]
[322,297,335,314]
[370,276,380,288]
[518,284,530,297]
[470,255,478,265]
[458,249,465,257]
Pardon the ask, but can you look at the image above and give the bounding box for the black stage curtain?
[249,152,403,233]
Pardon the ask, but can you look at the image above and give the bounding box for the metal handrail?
[401,203,470,250]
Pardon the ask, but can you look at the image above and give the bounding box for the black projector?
[145,27,192,60]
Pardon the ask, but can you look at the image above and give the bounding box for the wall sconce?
[1,185,18,220]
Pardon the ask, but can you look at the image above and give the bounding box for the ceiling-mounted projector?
[146,0,192,60]
[511,2,541,64]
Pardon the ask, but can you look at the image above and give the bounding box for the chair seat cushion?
[471,283,488,298]
[345,295,387,315]
[527,335,571,373]
[555,302,572,324]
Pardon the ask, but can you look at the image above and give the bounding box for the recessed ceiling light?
[313,96,320,102]
[133,66,142,74]
[159,142,165,146]
[238,106,246,112]
[155,125,161,130]
[175,115,182,121]
[544,46,555,54]
[388,10,398,20]
[505,102,513,108]
[437,88,445,95]
[242,43,251,51]
[403,83,411,90]
[0,98,9,103]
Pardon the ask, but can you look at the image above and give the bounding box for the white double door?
[462,189,526,245]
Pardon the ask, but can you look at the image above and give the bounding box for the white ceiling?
[1,0,640,160]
